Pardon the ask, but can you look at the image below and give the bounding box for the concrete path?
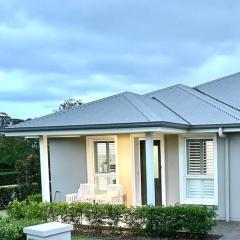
[211,221,240,240]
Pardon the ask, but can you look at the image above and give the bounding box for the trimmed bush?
[0,171,17,186]
[0,185,18,209]
[0,217,44,240]
[8,201,217,238]
[27,194,42,203]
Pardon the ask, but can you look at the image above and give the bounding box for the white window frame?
[86,135,118,186]
[179,134,218,205]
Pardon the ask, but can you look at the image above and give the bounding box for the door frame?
[131,133,166,206]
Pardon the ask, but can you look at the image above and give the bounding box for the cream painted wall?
[117,134,133,206]
[164,134,180,205]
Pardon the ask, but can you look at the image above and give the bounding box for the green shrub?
[0,185,18,209]
[0,217,44,240]
[7,201,217,238]
[27,194,42,203]
[0,172,17,186]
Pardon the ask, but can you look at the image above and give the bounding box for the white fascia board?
[188,128,219,133]
[4,126,188,137]
[222,128,240,132]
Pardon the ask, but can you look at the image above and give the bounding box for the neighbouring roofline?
[194,72,240,89]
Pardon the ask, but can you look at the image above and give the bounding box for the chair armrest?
[65,193,77,203]
[111,194,127,205]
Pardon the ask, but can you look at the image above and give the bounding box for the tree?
[0,136,39,169]
[0,113,38,169]
[0,112,12,127]
[56,98,83,112]
[16,154,41,200]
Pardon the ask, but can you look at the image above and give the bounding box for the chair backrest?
[107,184,124,196]
[77,183,95,196]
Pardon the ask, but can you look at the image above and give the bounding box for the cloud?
[0,0,240,118]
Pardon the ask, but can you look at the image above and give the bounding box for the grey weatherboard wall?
[214,134,240,221]
[228,133,240,221]
[49,137,87,202]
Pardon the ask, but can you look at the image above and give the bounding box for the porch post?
[39,135,50,202]
[145,132,155,205]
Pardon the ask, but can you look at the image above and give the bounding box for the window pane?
[186,178,214,199]
[203,140,214,175]
[94,141,116,193]
[95,175,116,193]
[154,146,159,178]
[187,139,214,176]
[109,142,116,173]
[95,142,108,173]
[187,140,201,175]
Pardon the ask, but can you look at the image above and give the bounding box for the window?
[183,138,216,204]
[94,141,116,193]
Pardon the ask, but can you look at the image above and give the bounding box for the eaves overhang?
[4,122,240,137]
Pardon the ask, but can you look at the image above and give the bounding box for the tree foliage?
[56,98,83,112]
[0,136,38,169]
[15,154,41,200]
[0,112,23,127]
[0,113,38,169]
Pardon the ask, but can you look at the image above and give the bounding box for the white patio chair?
[95,184,127,205]
[65,183,95,203]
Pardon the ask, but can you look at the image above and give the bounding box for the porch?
[40,131,181,207]
[38,129,218,209]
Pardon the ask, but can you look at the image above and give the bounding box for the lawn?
[0,210,7,218]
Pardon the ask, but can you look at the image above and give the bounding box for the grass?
[0,210,7,218]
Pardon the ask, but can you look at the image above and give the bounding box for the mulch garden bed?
[73,225,222,240]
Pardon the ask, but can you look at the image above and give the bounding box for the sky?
[1,0,240,119]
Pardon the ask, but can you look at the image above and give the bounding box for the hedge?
[0,185,18,210]
[0,172,17,186]
[8,201,217,238]
[0,217,44,240]
[0,184,40,209]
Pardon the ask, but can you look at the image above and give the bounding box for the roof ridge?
[144,84,183,96]
[151,97,191,124]
[123,92,159,121]
[177,85,240,121]
[195,72,240,89]
[9,91,134,128]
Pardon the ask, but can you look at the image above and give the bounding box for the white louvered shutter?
[186,139,215,200]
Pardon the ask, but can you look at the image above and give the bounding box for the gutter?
[3,121,189,133]
[5,121,240,135]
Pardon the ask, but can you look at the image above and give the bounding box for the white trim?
[179,133,218,205]
[39,135,50,202]
[132,133,166,206]
[86,135,118,186]
[5,126,187,137]
[130,134,137,206]
[145,132,155,205]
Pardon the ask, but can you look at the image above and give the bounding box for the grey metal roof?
[145,84,240,125]
[6,72,240,132]
[7,92,187,131]
[195,72,240,111]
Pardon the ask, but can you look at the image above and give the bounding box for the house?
[4,72,240,222]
